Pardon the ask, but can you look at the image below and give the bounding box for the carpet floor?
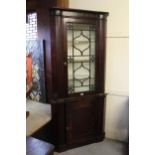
[54,139,129,155]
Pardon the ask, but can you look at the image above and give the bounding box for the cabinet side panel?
[50,104,66,147]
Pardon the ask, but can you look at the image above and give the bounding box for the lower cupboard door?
[65,97,101,145]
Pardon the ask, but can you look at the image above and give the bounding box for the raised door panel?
[65,97,99,145]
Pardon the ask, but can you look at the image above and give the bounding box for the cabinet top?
[50,7,109,17]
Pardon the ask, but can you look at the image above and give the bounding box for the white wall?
[105,94,129,141]
[69,0,129,142]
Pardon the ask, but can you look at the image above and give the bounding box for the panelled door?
[65,97,99,145]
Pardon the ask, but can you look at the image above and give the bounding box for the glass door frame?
[63,18,100,97]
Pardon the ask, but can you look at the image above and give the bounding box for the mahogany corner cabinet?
[46,7,109,152]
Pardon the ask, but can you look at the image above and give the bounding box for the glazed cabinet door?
[65,96,102,145]
[63,18,99,96]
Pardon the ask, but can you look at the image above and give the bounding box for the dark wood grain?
[26,0,69,10]
[66,97,99,145]
[55,0,69,8]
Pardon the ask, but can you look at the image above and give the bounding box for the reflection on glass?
[67,23,96,94]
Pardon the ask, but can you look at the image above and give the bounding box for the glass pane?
[67,23,96,94]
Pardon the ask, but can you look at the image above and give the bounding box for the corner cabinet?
[47,8,109,152]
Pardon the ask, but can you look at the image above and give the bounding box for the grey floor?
[54,139,129,155]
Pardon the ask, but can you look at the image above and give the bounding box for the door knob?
[80,93,84,96]
[64,62,67,66]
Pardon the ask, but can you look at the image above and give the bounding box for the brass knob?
[80,93,84,96]
[64,62,67,66]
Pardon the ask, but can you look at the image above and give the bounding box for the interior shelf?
[67,55,95,63]
[68,41,95,44]
[68,60,92,63]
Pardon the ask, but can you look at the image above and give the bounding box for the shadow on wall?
[105,93,129,142]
